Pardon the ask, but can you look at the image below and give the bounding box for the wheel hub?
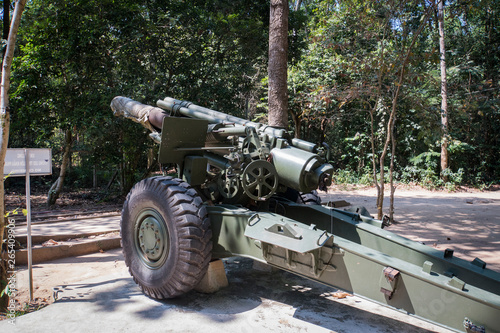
[135,209,169,268]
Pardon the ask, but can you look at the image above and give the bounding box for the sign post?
[4,148,51,301]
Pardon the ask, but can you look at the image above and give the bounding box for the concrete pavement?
[12,215,121,264]
[15,215,120,240]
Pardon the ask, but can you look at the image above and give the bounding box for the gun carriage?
[111,96,500,333]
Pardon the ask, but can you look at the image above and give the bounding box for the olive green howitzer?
[111,96,500,333]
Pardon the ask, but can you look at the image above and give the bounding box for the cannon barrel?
[158,98,255,127]
[157,98,325,155]
[157,97,288,139]
[111,96,169,131]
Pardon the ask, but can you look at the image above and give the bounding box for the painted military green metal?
[207,202,500,332]
[158,117,208,164]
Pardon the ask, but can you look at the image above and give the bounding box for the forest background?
[4,0,499,203]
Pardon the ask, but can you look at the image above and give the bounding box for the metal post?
[24,149,33,301]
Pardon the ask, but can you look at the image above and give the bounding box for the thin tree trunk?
[370,12,392,218]
[377,3,435,220]
[371,37,386,216]
[389,116,396,223]
[119,155,124,195]
[47,129,73,206]
[319,117,328,146]
[106,169,118,192]
[0,0,28,312]
[294,0,302,12]
[93,165,97,189]
[438,0,449,179]
[290,110,301,138]
[370,106,381,210]
[268,0,289,128]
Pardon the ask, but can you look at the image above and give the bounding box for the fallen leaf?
[42,239,58,247]
[331,292,351,299]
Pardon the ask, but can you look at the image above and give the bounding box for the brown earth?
[5,188,123,214]
[324,184,500,272]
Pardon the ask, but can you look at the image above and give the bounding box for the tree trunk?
[389,115,396,223]
[93,165,97,189]
[294,0,302,12]
[438,0,449,179]
[3,0,10,41]
[370,106,381,213]
[319,117,328,146]
[376,3,435,220]
[0,0,28,312]
[370,17,390,218]
[290,110,301,138]
[268,0,289,128]
[106,169,118,192]
[47,129,73,206]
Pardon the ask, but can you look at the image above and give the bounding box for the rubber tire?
[121,176,212,299]
[297,190,322,205]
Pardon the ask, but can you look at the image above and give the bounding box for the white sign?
[4,148,52,176]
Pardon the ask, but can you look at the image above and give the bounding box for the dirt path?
[324,186,500,272]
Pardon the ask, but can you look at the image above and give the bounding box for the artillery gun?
[111,96,500,332]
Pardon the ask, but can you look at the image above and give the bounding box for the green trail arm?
[207,202,500,333]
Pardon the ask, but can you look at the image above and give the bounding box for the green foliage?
[6,0,500,194]
[10,0,269,194]
[332,168,361,185]
[287,0,499,188]
[0,281,10,298]
[400,151,441,188]
[332,165,392,187]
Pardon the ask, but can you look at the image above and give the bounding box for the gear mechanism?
[241,160,278,201]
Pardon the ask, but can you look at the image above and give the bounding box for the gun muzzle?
[111,96,169,131]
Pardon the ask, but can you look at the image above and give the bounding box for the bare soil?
[5,188,123,214]
[324,184,500,272]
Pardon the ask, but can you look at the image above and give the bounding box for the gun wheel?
[121,176,212,299]
[242,160,278,201]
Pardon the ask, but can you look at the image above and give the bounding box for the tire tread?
[121,176,212,299]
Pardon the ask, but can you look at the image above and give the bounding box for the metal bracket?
[384,267,400,282]
[265,223,303,240]
[244,213,335,259]
[380,266,400,300]
[309,248,337,278]
[285,249,296,268]
[262,242,271,261]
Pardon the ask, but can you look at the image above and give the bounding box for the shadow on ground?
[45,257,446,333]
